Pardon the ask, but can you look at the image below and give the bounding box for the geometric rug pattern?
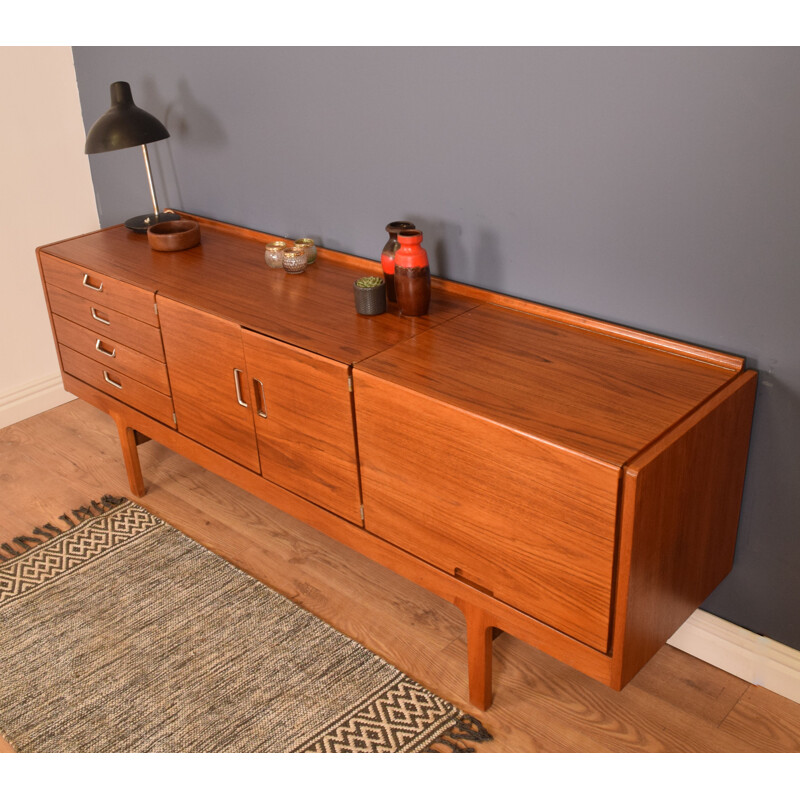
[0,497,491,753]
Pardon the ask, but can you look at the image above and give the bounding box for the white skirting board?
[668,609,800,704]
[0,373,75,430]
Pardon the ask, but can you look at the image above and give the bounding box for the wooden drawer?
[40,253,158,326]
[47,284,165,361]
[59,345,175,428]
[52,314,170,395]
[354,372,620,652]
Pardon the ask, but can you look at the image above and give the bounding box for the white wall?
[0,46,99,428]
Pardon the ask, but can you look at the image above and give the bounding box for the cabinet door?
[158,297,260,471]
[354,370,620,652]
[242,329,362,525]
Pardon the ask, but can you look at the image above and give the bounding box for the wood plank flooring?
[1,400,798,753]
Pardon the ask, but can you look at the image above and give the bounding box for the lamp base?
[125,210,182,233]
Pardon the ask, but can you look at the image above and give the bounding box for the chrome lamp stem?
[141,143,160,220]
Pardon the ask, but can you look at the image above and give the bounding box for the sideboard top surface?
[39,221,477,364]
[41,215,742,464]
[355,304,738,466]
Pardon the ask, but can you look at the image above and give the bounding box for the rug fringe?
[0,495,127,562]
[424,713,493,753]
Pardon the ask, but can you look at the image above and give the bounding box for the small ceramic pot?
[354,280,387,316]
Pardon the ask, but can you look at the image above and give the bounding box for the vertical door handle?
[233,368,248,407]
[253,378,268,418]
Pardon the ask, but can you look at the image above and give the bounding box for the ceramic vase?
[394,229,430,316]
[381,221,416,303]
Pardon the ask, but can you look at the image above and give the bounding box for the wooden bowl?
[147,220,201,251]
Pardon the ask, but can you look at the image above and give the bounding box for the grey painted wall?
[72,47,800,650]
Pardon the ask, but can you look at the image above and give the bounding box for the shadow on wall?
[410,216,505,292]
[138,78,229,215]
[702,362,800,647]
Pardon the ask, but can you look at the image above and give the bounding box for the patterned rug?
[0,496,490,753]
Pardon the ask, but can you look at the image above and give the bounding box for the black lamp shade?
[85,81,170,154]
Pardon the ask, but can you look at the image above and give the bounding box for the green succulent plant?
[355,275,385,289]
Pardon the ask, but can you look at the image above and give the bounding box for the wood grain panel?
[52,314,169,394]
[58,346,174,428]
[357,303,737,466]
[39,223,478,364]
[354,370,620,651]
[426,277,746,371]
[46,284,165,360]
[242,330,362,525]
[611,370,758,688]
[39,252,158,325]
[157,297,260,472]
[172,214,742,372]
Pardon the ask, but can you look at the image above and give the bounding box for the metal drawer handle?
[95,339,116,358]
[90,307,111,325]
[233,368,248,408]
[83,274,104,292]
[253,378,268,419]
[103,370,122,389]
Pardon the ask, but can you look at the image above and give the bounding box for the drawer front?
[354,371,620,652]
[59,345,175,428]
[47,284,165,361]
[40,253,158,326]
[52,314,170,395]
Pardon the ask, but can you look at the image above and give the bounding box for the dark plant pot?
[354,282,387,316]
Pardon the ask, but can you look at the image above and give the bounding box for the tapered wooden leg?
[112,414,146,497]
[457,600,494,710]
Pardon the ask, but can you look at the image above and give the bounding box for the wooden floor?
[1,399,799,753]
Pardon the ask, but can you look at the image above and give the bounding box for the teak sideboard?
[36,214,757,710]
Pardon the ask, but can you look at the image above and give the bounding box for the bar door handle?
[233,368,248,408]
[253,378,268,418]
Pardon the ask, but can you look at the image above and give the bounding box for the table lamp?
[84,81,180,232]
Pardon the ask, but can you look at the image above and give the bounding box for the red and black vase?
[394,229,431,316]
[381,221,416,303]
